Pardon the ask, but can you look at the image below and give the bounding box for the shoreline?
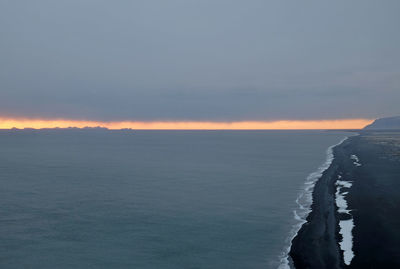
[289,138,347,269]
[289,131,400,268]
[279,137,349,269]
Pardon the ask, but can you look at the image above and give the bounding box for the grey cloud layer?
[1,0,399,121]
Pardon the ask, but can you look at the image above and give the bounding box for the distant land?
[363,116,400,130]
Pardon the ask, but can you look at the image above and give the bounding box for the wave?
[278,137,348,269]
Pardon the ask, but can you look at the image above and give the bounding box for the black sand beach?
[290,131,400,268]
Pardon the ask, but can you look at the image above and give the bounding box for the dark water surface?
[0,130,348,268]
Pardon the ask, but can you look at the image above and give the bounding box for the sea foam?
[278,137,348,269]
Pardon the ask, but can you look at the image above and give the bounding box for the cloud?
[0,0,399,121]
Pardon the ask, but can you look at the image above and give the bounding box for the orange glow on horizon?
[0,117,373,130]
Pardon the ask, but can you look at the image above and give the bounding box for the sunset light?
[0,117,373,130]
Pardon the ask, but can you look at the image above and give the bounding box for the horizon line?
[0,117,374,130]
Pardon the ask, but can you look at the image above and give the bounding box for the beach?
[290,131,400,268]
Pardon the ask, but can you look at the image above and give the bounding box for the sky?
[0,1,399,128]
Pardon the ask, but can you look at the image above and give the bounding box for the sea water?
[0,130,349,268]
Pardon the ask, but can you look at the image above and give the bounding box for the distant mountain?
[364,116,400,130]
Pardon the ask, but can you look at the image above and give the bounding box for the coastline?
[279,136,349,269]
[289,131,400,268]
[289,137,347,269]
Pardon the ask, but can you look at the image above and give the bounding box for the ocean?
[0,130,349,268]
